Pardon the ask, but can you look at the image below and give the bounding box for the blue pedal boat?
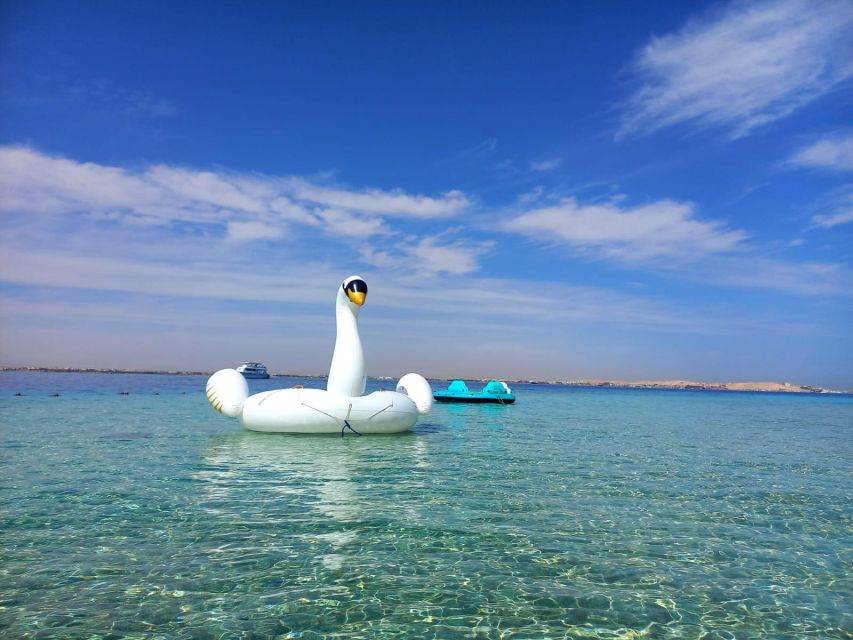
[433,380,516,404]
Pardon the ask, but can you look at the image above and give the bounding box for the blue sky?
[1,0,852,387]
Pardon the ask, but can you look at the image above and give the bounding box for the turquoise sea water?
[1,371,851,639]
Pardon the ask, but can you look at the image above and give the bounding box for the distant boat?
[236,362,270,379]
[434,380,515,404]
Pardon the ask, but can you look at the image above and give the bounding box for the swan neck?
[326,294,366,396]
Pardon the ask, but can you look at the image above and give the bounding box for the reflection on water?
[441,402,509,431]
[197,433,430,573]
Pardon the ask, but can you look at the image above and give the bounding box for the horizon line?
[1,366,849,394]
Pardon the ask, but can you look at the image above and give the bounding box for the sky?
[1,0,852,388]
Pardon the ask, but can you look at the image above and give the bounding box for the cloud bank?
[0,146,470,236]
[1,146,848,309]
[0,146,478,275]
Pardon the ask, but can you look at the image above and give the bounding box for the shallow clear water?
[1,372,851,639]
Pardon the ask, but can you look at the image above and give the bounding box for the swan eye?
[344,279,368,306]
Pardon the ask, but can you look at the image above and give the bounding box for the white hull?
[236,362,270,379]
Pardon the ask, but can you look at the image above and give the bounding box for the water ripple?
[1,374,851,638]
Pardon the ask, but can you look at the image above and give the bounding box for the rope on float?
[341,419,361,438]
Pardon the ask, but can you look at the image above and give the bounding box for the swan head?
[340,275,368,310]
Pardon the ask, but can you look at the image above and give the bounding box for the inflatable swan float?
[205,275,433,434]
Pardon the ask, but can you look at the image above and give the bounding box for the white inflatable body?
[241,386,417,434]
[205,276,432,434]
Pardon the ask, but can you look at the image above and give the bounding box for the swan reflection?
[195,432,430,571]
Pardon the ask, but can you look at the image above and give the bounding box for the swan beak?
[343,277,368,306]
[347,290,366,306]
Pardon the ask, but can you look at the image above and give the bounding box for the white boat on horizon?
[236,362,270,379]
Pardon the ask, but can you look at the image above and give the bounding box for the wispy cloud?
[529,158,563,173]
[226,221,285,242]
[789,132,853,172]
[506,197,746,261]
[69,77,180,118]
[286,180,470,218]
[459,137,498,159]
[618,0,853,138]
[0,245,783,337]
[812,209,853,228]
[699,255,851,296]
[361,235,492,276]
[1,75,182,119]
[807,185,853,228]
[0,247,336,305]
[403,236,491,275]
[515,186,546,206]
[316,209,389,238]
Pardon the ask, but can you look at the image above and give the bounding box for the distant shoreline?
[2,366,849,395]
